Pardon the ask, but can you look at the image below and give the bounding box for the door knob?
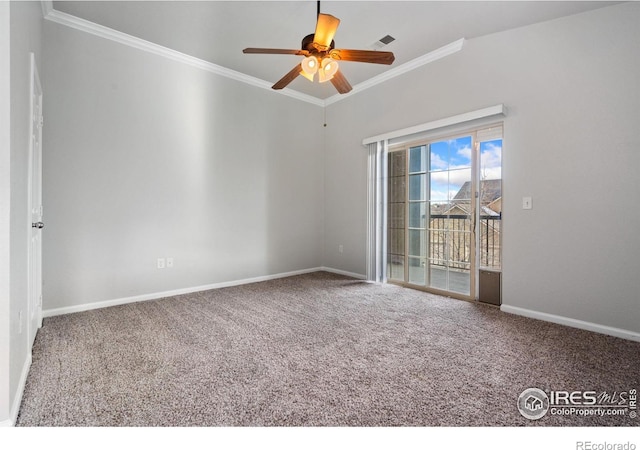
[32,222,44,229]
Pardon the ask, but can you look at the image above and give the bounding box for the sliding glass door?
[386,125,502,300]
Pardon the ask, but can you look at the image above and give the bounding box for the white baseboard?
[1,352,33,427]
[43,267,366,318]
[501,304,640,343]
[0,419,12,427]
[319,266,367,280]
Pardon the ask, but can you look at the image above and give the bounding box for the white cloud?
[430,153,447,170]
[430,189,450,202]
[430,168,471,187]
[480,143,502,180]
[456,145,472,162]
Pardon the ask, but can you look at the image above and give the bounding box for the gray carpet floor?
[16,272,639,426]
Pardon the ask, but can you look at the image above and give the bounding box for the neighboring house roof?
[487,197,502,214]
[430,179,502,217]
[481,205,500,217]
[453,179,502,204]
[433,202,500,217]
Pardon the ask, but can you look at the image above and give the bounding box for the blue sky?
[418,137,502,203]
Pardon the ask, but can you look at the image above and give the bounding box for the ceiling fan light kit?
[301,55,319,80]
[318,57,338,82]
[300,55,338,83]
[243,2,395,94]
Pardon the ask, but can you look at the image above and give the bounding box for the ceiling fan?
[243,1,395,94]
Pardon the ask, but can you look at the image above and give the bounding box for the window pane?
[387,149,407,283]
[428,229,446,266]
[480,139,502,181]
[429,211,446,231]
[408,229,425,258]
[387,254,404,281]
[429,263,447,290]
[429,137,472,171]
[388,203,405,229]
[430,173,449,203]
[448,168,472,202]
[409,145,426,173]
[479,138,502,270]
[388,229,405,255]
[409,174,425,201]
[408,202,426,228]
[389,151,406,177]
[449,230,471,268]
[389,176,406,203]
[480,214,501,270]
[408,257,425,285]
[451,136,472,168]
[449,266,470,295]
[430,141,448,171]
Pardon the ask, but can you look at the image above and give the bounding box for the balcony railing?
[428,215,501,271]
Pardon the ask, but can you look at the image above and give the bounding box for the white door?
[28,53,43,347]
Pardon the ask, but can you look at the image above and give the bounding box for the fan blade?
[313,13,340,49]
[330,69,352,94]
[272,63,303,90]
[243,48,308,56]
[329,49,395,65]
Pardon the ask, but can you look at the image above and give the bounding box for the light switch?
[522,196,532,210]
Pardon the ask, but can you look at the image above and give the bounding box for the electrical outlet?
[339,245,344,253]
[166,257,174,268]
[157,258,165,269]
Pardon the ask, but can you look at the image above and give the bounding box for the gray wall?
[0,0,11,425]
[42,22,325,311]
[1,0,43,426]
[324,3,640,334]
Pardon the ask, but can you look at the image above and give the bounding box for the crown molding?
[43,8,325,107]
[43,6,462,108]
[41,0,53,18]
[325,38,465,106]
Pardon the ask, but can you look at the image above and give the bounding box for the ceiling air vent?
[370,34,396,50]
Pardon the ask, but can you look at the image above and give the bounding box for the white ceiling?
[51,1,618,100]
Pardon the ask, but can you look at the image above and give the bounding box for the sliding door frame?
[385,122,502,302]
[364,105,506,297]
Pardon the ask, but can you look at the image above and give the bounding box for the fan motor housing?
[302,34,335,53]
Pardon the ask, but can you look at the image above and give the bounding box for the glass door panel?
[479,138,503,270]
[407,145,427,285]
[427,137,473,295]
[387,151,406,281]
